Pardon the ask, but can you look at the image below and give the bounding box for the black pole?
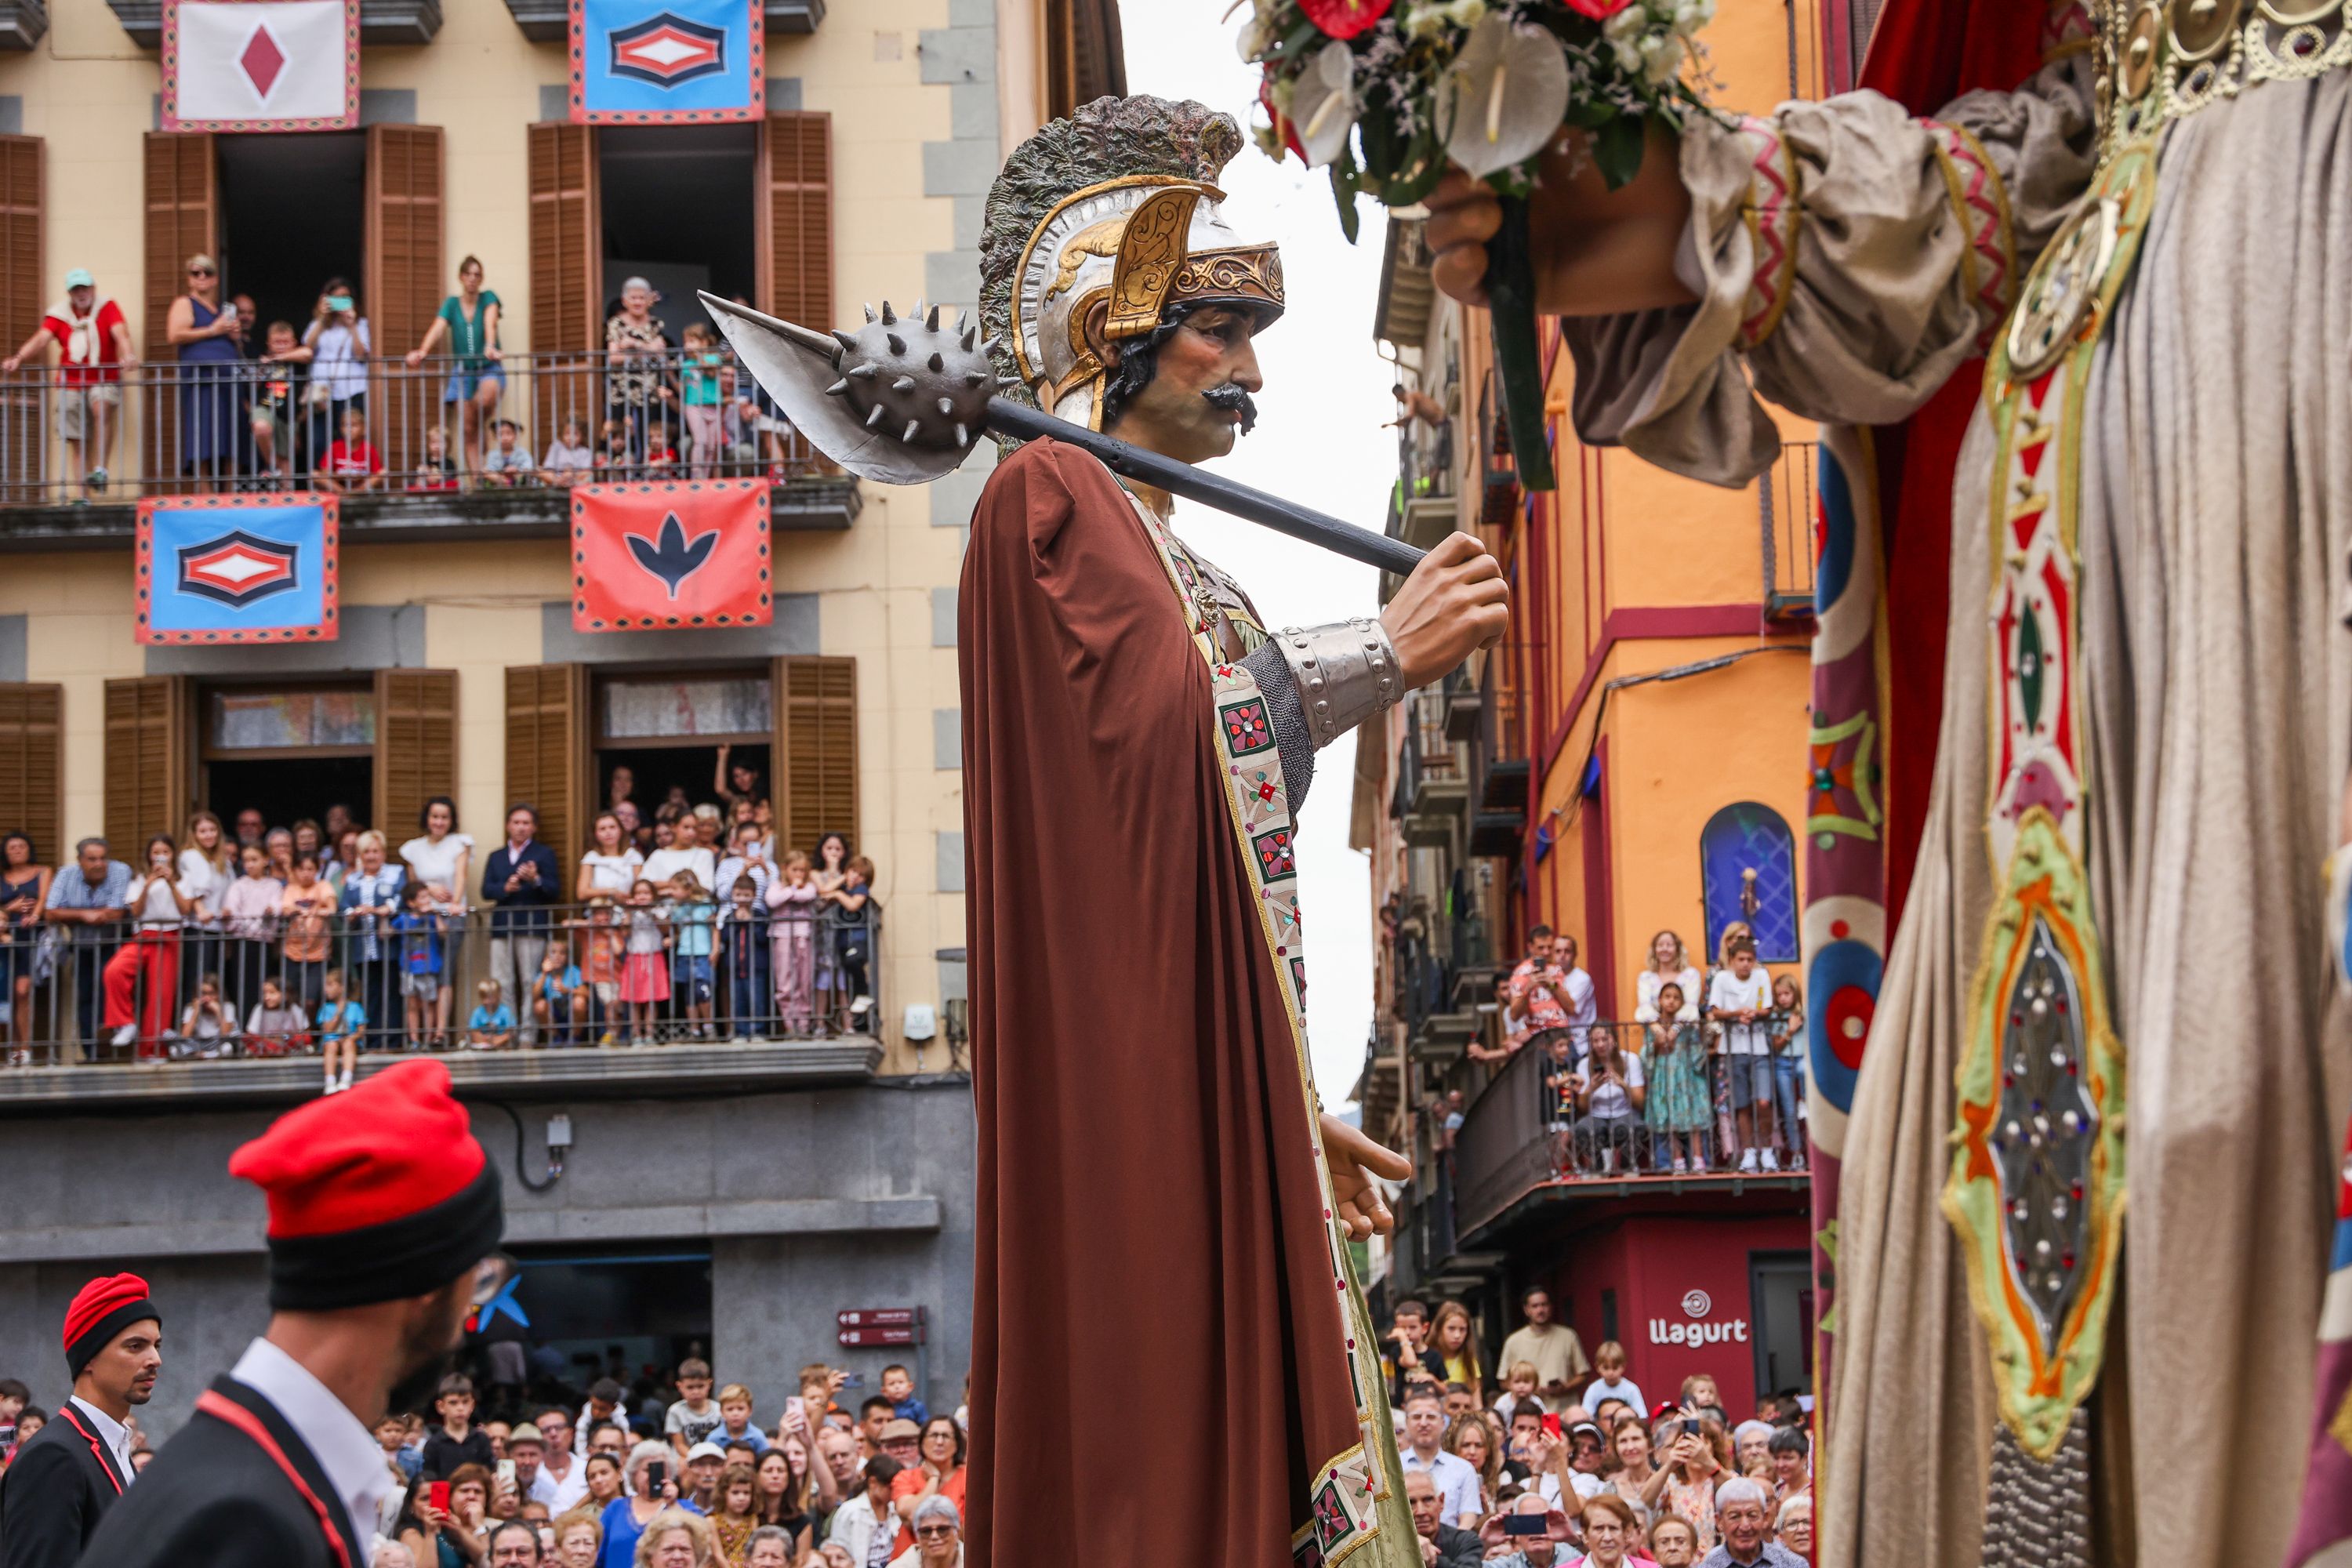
[982,397,1428,578]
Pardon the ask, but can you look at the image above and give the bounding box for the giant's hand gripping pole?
[700,293,1428,578]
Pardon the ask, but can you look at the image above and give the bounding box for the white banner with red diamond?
[162,0,358,133]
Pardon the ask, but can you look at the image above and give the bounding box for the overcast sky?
[1117,3,1398,1109]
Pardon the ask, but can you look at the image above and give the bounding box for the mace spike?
[824,379,849,397]
[866,404,887,430]
[981,336,1004,357]
[953,423,970,448]
[830,329,859,359]
[995,375,1021,390]
[879,300,897,325]
[863,303,877,323]
[961,325,978,353]
[891,376,916,394]
[936,397,955,416]
[925,303,942,331]
[962,370,989,389]
[848,363,879,381]
[885,332,907,356]
[927,353,945,372]
[902,419,923,443]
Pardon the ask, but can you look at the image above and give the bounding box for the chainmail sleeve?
[1241,641,1318,809]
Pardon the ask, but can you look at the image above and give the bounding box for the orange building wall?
[1490,0,1832,1007]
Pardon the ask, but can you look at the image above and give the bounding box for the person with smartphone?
[594,1441,684,1568]
[1472,1493,1575,1566]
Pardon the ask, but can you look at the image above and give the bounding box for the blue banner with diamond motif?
[136,494,339,645]
[570,0,763,125]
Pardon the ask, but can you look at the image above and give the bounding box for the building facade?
[1356,0,1842,1412]
[0,0,1123,1429]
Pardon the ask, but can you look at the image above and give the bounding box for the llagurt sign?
[1649,1288,1750,1348]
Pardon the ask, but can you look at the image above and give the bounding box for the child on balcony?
[618,878,672,1044]
[314,967,365,1094]
[390,879,445,1051]
[245,975,309,1058]
[680,322,727,477]
[543,416,593,486]
[666,870,717,1042]
[1767,974,1806,1171]
[176,971,238,1061]
[764,850,818,1034]
[465,977,514,1050]
[1645,980,1711,1175]
[720,874,771,1040]
[575,898,625,1046]
[532,938,586,1047]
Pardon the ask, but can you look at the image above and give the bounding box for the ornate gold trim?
[1008,173,1225,383]
[1106,185,1201,342]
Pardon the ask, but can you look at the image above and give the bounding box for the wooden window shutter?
[503,664,588,861]
[143,133,216,479]
[772,655,857,855]
[0,136,41,500]
[102,676,191,852]
[759,113,831,329]
[528,121,598,443]
[365,124,444,473]
[374,670,457,850]
[0,683,62,863]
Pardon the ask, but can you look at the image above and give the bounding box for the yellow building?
[0,0,1126,1069]
[1356,1,1833,1345]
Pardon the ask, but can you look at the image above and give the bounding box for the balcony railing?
[0,897,881,1070]
[1449,1021,1810,1240]
[1467,656,1528,859]
[1760,440,1820,619]
[0,347,837,511]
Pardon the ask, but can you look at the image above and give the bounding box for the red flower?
[1299,0,1392,39]
[1557,0,1639,16]
[1259,69,1305,161]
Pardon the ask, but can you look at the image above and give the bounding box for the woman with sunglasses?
[162,253,243,492]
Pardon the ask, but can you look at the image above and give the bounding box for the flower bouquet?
[1239,0,1715,491]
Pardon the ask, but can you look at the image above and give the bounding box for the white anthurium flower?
[1294,40,1361,168]
[1604,5,1650,42]
[1437,16,1572,179]
[1436,0,1489,25]
[1671,0,1714,35]
[1640,30,1686,85]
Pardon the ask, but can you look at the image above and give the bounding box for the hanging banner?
[570,0,764,125]
[572,479,772,632]
[162,0,360,133]
[137,494,339,645]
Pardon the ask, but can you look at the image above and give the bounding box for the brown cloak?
[959,437,1407,1566]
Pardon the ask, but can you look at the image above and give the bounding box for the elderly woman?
[888,1495,962,1568]
[1647,1512,1700,1568]
[633,1508,717,1568]
[600,1442,684,1568]
[405,1461,495,1567]
[742,1526,795,1568]
[1777,1494,1813,1558]
[552,1508,603,1568]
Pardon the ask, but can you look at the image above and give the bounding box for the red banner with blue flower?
[572,478,771,633]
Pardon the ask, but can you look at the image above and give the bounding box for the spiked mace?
[700,293,1428,578]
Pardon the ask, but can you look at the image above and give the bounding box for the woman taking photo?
[103,834,193,1056]
[1,831,53,1062]
[302,277,372,467]
[405,256,504,478]
[404,1461,495,1567]
[1641,1417,1730,1551]
[1425,1300,1486,1406]
[600,1443,683,1568]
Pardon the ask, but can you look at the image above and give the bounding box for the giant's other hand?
[1381,532,1508,690]
[1422,126,1698,318]
[1321,1112,1413,1241]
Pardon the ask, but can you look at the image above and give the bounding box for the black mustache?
[1202,383,1258,434]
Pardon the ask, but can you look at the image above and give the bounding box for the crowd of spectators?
[0,259,806,501]
[1444,924,1806,1180]
[0,762,880,1080]
[1385,1287,1813,1567]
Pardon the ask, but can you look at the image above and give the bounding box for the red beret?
[230,1060,503,1310]
[64,1272,158,1379]
[231,1059,484,1237]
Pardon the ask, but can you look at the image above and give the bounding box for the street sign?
[837,1325,922,1347]
[837,1306,926,1347]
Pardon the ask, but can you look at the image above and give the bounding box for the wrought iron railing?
[0,347,833,507]
[0,895,881,1068]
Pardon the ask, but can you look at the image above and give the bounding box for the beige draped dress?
[1562,45,2352,1568]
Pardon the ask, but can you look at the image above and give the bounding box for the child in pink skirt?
[764,850,818,1033]
[618,878,671,1043]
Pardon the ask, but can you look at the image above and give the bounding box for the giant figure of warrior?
[1414,0,2352,1563]
[951,98,1502,1568]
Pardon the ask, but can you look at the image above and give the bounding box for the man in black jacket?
[0,1274,162,1568]
[75,1059,503,1568]
[481,804,562,1047]
[1404,1468,1483,1568]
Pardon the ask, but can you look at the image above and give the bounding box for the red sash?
[193,1389,354,1568]
[52,1405,125,1496]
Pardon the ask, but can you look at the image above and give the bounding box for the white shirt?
[1709,969,1774,1054]
[1536,1468,1607,1508]
[399,833,474,904]
[177,848,234,922]
[230,1336,396,1556]
[1577,1051,1644,1120]
[826,1491,888,1560]
[532,1451,590,1512]
[68,1395,137,1486]
[1399,1446,1480,1528]
[579,848,643,897]
[642,844,716,892]
[1559,965,1597,1048]
[1635,966,1704,1024]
